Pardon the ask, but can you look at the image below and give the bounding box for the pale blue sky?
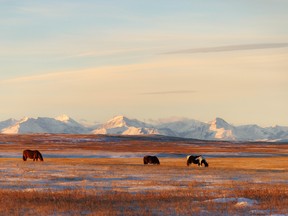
[0,0,288,126]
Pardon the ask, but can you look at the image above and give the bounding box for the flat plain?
[0,134,287,215]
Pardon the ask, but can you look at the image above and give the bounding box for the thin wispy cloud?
[63,46,161,59]
[140,90,197,95]
[164,43,288,54]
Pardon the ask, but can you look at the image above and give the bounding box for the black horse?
[23,150,44,161]
[187,155,208,167]
[143,155,160,165]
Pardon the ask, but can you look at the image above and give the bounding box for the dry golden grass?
[0,183,287,215]
[0,134,287,215]
[0,157,287,215]
[206,157,288,170]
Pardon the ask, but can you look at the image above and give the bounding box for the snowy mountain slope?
[1,117,30,134]
[1,115,89,134]
[234,124,269,141]
[155,118,210,139]
[103,115,152,129]
[92,115,158,135]
[208,118,236,140]
[93,116,239,140]
[155,117,288,141]
[265,125,288,140]
[0,118,18,131]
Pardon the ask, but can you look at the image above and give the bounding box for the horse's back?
[23,149,31,154]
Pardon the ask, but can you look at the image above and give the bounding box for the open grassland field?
[0,134,287,215]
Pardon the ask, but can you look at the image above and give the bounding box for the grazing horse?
[143,155,160,165]
[23,150,44,161]
[187,155,208,167]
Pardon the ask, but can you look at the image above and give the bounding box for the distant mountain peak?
[92,115,156,135]
[106,115,128,128]
[55,114,70,123]
[212,117,227,123]
[209,117,232,129]
[111,115,127,122]
[20,116,29,122]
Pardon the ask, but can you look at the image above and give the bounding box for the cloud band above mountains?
[164,43,288,54]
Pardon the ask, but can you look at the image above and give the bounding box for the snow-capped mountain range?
[0,115,89,134]
[0,115,288,142]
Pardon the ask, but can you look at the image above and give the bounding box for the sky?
[0,0,288,126]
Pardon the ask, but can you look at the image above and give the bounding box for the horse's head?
[201,159,209,167]
[33,150,44,161]
[152,156,160,164]
[38,152,44,161]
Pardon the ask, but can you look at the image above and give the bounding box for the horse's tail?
[23,151,27,161]
[187,155,192,166]
[38,151,44,161]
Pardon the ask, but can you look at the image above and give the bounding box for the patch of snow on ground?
[210,197,257,207]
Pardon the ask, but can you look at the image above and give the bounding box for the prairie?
[0,134,287,215]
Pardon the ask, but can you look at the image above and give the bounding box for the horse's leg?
[199,157,203,166]
[34,152,39,161]
[195,156,203,166]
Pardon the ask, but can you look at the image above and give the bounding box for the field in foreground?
[0,134,287,215]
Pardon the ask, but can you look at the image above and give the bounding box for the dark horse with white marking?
[143,155,160,165]
[186,155,208,167]
[23,150,44,161]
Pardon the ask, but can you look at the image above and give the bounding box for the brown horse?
[23,150,44,161]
